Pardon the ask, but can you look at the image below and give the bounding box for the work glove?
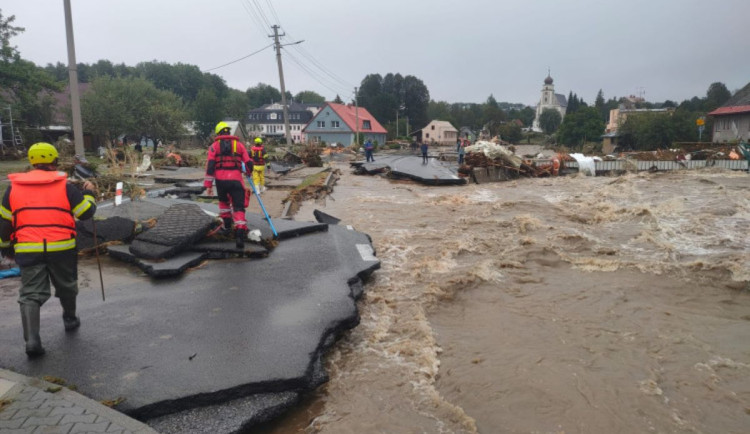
[204,186,213,196]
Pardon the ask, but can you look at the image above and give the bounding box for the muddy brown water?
[265,164,750,433]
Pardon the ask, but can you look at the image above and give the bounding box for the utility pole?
[271,25,293,146]
[64,0,85,158]
[354,87,360,147]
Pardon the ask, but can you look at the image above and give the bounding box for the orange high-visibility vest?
[7,170,78,253]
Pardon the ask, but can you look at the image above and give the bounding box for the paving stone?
[59,412,97,425]
[48,406,86,416]
[31,424,73,433]
[2,427,34,433]
[10,407,52,419]
[0,417,25,429]
[69,421,110,433]
[0,407,19,420]
[21,415,64,427]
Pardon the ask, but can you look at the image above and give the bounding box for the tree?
[498,122,522,144]
[539,108,562,134]
[705,82,731,111]
[481,94,506,137]
[358,73,429,129]
[223,89,250,122]
[333,94,343,104]
[557,107,605,148]
[81,76,186,146]
[0,9,61,141]
[293,90,325,104]
[594,89,606,120]
[192,88,224,139]
[618,108,699,151]
[246,83,282,108]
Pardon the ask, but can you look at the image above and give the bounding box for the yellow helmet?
[215,121,230,135]
[254,137,263,144]
[28,142,59,165]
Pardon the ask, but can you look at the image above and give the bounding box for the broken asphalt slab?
[0,221,379,432]
[352,154,466,185]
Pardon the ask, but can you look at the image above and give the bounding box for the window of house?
[269,113,278,120]
[331,121,340,128]
[426,133,430,138]
[431,125,435,130]
[317,121,326,128]
[362,120,371,129]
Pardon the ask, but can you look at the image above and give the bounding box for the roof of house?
[318,102,387,134]
[708,82,750,116]
[555,93,568,108]
[420,120,458,132]
[49,83,92,124]
[707,105,750,116]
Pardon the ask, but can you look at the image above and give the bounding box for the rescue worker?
[250,137,269,193]
[203,122,254,248]
[0,143,97,357]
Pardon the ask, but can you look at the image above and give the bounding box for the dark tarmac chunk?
[76,216,137,251]
[129,203,214,259]
[107,245,208,277]
[352,155,466,185]
[0,222,380,433]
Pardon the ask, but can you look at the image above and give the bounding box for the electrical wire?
[203,43,274,72]
[237,0,355,97]
[283,48,353,98]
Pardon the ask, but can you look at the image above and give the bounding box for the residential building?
[303,102,387,146]
[411,120,458,145]
[246,102,322,143]
[459,126,476,141]
[602,106,674,153]
[708,82,750,143]
[532,73,567,132]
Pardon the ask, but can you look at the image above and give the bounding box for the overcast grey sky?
[6,0,750,107]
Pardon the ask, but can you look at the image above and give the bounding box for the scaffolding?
[0,106,23,153]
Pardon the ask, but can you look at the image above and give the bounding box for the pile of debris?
[463,141,560,178]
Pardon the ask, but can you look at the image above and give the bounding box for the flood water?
[269,163,750,433]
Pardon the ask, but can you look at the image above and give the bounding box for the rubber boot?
[60,297,80,331]
[221,217,233,236]
[20,303,45,357]
[235,228,247,249]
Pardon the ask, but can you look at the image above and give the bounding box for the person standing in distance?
[203,122,254,248]
[420,140,429,164]
[250,137,269,193]
[364,139,375,162]
[0,143,97,357]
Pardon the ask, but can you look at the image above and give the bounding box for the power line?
[282,34,354,90]
[203,43,274,72]
[283,48,352,97]
[236,0,355,97]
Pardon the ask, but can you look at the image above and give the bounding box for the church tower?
[532,71,567,132]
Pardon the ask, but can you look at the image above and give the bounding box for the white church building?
[532,73,567,132]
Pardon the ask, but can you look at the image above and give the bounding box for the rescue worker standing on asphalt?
[203,122,254,248]
[250,137,268,193]
[0,143,97,357]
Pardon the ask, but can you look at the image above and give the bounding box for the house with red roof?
[708,82,750,143]
[302,102,387,146]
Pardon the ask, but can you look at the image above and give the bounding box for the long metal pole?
[354,87,359,147]
[91,219,105,301]
[63,0,85,157]
[271,25,293,146]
